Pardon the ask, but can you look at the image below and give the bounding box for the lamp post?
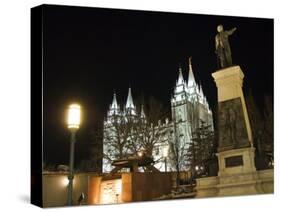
[163,146,169,172]
[66,104,81,206]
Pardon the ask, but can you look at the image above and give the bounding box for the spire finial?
[111,91,118,108]
[189,57,192,68]
[108,90,120,116]
[126,87,135,109]
[141,104,146,119]
[187,56,196,88]
[176,63,184,85]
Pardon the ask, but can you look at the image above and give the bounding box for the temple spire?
[187,57,196,87]
[108,91,120,116]
[111,92,118,109]
[125,87,135,109]
[140,104,146,119]
[189,57,192,70]
[177,64,184,85]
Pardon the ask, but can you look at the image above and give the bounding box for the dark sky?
[42,4,273,166]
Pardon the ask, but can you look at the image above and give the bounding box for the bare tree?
[187,120,214,177]
[103,114,136,167]
[103,96,168,172]
[169,121,185,186]
[131,96,168,158]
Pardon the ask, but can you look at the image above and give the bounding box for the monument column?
[212,66,259,195]
[212,66,253,146]
[196,65,272,197]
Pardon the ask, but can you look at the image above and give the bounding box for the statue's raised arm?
[226,27,237,36]
[215,25,237,68]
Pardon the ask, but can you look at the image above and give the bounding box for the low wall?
[87,172,174,204]
[43,171,190,207]
[131,172,173,202]
[42,172,98,207]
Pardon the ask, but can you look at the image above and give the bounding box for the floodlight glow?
[61,177,69,187]
[67,104,81,129]
[115,180,122,195]
[138,151,143,157]
[100,179,122,204]
[62,177,75,187]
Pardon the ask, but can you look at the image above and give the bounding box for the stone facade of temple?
[103,59,213,173]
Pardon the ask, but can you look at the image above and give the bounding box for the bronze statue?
[215,25,237,68]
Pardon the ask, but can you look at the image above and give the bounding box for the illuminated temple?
[103,59,213,173]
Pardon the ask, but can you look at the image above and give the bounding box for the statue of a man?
[215,24,237,68]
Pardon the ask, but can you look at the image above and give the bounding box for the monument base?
[196,147,273,197]
[196,148,273,197]
[196,169,273,198]
[217,147,256,177]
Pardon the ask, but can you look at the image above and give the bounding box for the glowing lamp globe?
[67,104,81,129]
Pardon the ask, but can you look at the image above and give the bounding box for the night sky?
[42,5,273,166]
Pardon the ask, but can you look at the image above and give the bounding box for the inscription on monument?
[218,97,250,152]
[225,155,243,167]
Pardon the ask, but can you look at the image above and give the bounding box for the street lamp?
[66,103,81,206]
[163,146,169,172]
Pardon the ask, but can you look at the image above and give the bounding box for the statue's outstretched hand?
[228,27,237,35]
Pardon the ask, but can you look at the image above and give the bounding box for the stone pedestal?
[212,66,253,147]
[212,66,255,176]
[212,66,258,195]
[196,66,273,198]
[217,147,256,177]
[216,147,261,196]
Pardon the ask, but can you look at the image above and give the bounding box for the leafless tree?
[103,96,168,170]
[103,113,136,165]
[131,96,168,158]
